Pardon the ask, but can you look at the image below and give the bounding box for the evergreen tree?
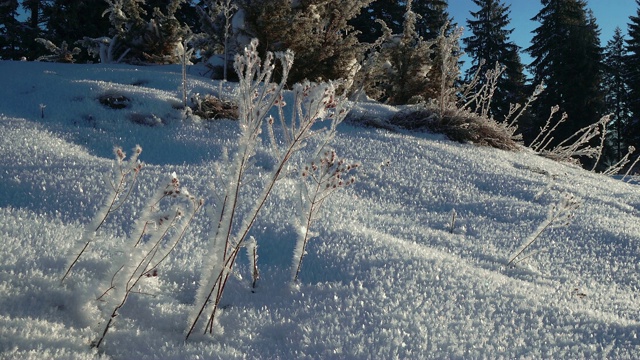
[411,0,455,101]
[0,0,21,59]
[625,0,640,153]
[412,0,451,40]
[20,0,50,60]
[603,27,630,161]
[463,0,526,120]
[240,0,373,85]
[350,0,405,44]
[526,0,604,151]
[41,0,110,63]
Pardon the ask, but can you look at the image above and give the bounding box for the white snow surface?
[1,61,640,359]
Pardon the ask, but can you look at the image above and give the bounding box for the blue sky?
[448,0,639,67]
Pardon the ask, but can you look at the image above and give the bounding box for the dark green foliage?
[463,0,526,122]
[526,0,605,151]
[350,0,405,43]
[412,0,452,41]
[603,27,630,161]
[625,1,640,154]
[0,0,22,60]
[42,1,111,63]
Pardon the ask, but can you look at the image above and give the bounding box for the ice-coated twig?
[507,193,580,266]
[291,150,358,283]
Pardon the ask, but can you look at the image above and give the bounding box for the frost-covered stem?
[61,146,142,284]
[449,209,457,234]
[591,115,611,171]
[546,115,609,161]
[292,151,358,283]
[182,39,189,107]
[95,187,202,348]
[603,146,635,176]
[93,214,175,348]
[201,127,312,333]
[461,62,504,118]
[292,184,321,283]
[530,106,563,152]
[622,152,640,181]
[507,214,555,267]
[218,0,237,81]
[506,82,545,129]
[245,236,259,290]
[507,194,580,266]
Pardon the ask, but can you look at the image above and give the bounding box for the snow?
[1,60,640,359]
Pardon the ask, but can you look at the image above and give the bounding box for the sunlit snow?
[1,61,639,359]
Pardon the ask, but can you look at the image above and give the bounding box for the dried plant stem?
[61,146,142,284]
[507,194,580,266]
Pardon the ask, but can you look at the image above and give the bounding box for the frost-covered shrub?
[530,106,611,167]
[190,94,238,120]
[239,0,371,85]
[390,105,519,151]
[193,0,237,80]
[61,146,143,284]
[358,1,459,105]
[95,0,191,64]
[35,38,81,63]
[92,171,202,348]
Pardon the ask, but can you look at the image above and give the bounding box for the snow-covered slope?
[1,61,639,359]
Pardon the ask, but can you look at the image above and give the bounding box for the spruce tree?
[463,0,526,121]
[603,27,630,161]
[626,0,640,153]
[20,0,49,60]
[412,0,451,40]
[350,0,405,44]
[41,0,110,63]
[526,0,604,151]
[0,0,21,59]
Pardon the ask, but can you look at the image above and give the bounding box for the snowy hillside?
[1,61,639,359]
